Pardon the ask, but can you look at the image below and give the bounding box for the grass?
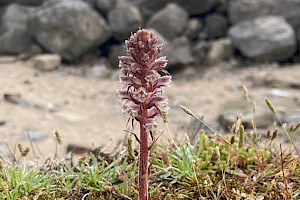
[0,97,300,199]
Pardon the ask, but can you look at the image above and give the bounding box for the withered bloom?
[117,29,171,200]
[118,29,171,132]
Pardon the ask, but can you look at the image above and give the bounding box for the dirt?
[0,60,300,160]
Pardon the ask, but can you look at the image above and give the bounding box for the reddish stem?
[139,117,148,200]
[139,75,149,200]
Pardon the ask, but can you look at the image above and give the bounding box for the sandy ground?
[0,60,300,160]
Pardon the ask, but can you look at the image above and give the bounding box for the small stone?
[21,131,48,142]
[206,38,233,65]
[267,89,292,98]
[33,54,62,71]
[0,143,9,154]
[0,120,6,126]
[4,93,21,104]
[66,144,92,155]
[84,65,112,79]
[54,112,87,123]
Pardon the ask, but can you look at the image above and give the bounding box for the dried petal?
[145,70,160,83]
[151,56,168,70]
[117,90,131,100]
[148,106,159,118]
[120,76,141,88]
[144,118,158,133]
[155,76,172,88]
[133,87,148,103]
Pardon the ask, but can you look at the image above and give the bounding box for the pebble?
[33,54,62,71]
[21,131,48,142]
[53,112,87,123]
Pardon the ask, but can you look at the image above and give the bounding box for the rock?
[147,3,188,40]
[267,89,292,98]
[0,0,12,7]
[217,98,276,129]
[228,0,300,30]
[29,0,111,61]
[174,0,220,15]
[0,120,6,126]
[33,54,62,71]
[165,37,194,66]
[15,0,45,6]
[94,0,116,15]
[84,64,112,79]
[184,18,204,41]
[205,14,228,39]
[4,93,21,104]
[206,38,233,65]
[133,0,169,19]
[192,41,210,65]
[108,44,127,68]
[0,143,9,154]
[0,56,16,63]
[108,2,143,41]
[0,4,36,54]
[21,131,48,142]
[66,144,92,155]
[218,96,300,130]
[53,112,87,123]
[228,16,296,61]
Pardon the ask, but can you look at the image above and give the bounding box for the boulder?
[29,0,111,61]
[0,0,12,7]
[133,0,169,19]
[15,0,46,6]
[174,0,220,15]
[228,16,296,61]
[217,98,276,129]
[0,4,36,54]
[147,3,188,41]
[165,37,194,66]
[94,0,116,15]
[228,0,300,30]
[108,2,142,41]
[205,14,228,39]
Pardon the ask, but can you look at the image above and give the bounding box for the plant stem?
[139,116,148,200]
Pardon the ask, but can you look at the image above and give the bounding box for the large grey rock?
[132,0,169,19]
[217,98,277,129]
[228,0,300,29]
[147,3,188,41]
[29,0,111,61]
[0,4,36,54]
[15,0,45,6]
[205,14,228,39]
[108,2,142,41]
[95,0,116,15]
[228,16,296,61]
[174,0,220,15]
[165,37,194,66]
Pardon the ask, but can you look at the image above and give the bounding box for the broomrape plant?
[118,29,171,200]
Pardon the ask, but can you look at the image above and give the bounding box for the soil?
[0,59,300,160]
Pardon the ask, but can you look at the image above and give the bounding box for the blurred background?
[0,0,300,160]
